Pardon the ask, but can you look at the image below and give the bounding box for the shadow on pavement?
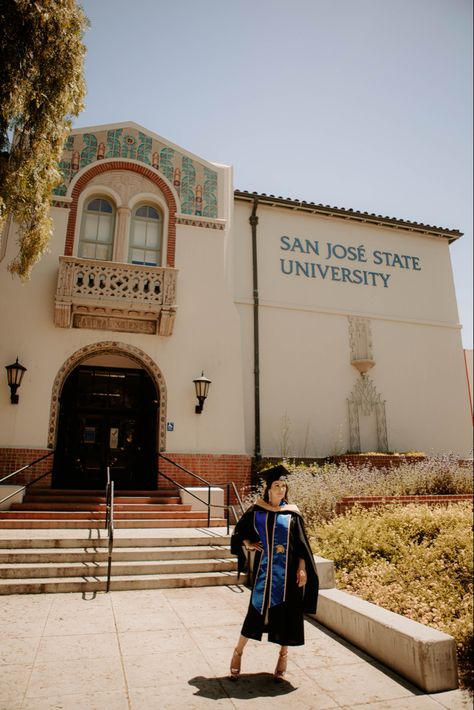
[189,673,297,699]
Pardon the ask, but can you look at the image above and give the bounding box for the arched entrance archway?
[49,342,167,490]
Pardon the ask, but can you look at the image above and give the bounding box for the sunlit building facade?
[0,123,471,492]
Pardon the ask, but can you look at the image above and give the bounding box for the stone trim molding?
[47,341,167,450]
[234,298,463,333]
[348,316,375,374]
[347,375,388,452]
[64,161,178,267]
[51,200,71,209]
[175,215,226,230]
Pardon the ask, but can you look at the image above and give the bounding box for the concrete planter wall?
[311,555,458,693]
[179,486,225,518]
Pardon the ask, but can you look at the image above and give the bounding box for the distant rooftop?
[234,190,462,242]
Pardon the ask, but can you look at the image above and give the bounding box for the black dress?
[231,504,319,646]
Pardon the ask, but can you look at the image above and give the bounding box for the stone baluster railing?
[54,256,178,336]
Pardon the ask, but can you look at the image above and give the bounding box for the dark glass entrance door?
[53,366,158,490]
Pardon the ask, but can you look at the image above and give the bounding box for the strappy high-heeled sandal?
[229,647,242,680]
[273,650,288,681]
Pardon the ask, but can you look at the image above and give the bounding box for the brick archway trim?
[48,341,167,451]
[65,161,177,267]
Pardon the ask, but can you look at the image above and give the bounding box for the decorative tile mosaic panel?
[54,126,219,217]
[203,167,217,218]
[181,157,196,214]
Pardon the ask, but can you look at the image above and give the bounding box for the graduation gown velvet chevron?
[231,504,319,646]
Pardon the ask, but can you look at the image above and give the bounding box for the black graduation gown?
[231,504,319,646]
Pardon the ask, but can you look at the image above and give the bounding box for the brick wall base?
[158,453,252,503]
[0,448,252,502]
[0,448,53,487]
[336,494,473,515]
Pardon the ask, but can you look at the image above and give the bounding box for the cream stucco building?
[0,122,471,491]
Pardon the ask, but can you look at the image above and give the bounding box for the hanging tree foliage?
[0,0,88,280]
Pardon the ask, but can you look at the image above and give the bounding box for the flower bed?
[309,503,473,690]
[336,494,472,515]
[258,454,473,525]
[331,453,426,469]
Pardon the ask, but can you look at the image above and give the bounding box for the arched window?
[129,205,163,266]
[79,197,115,261]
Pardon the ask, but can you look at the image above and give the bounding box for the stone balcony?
[54,256,178,336]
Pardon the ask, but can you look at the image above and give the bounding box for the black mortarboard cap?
[259,464,289,486]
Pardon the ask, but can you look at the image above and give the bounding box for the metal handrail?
[230,481,245,516]
[105,467,114,593]
[159,453,212,527]
[0,451,55,508]
[0,451,54,486]
[157,454,245,534]
[0,469,53,507]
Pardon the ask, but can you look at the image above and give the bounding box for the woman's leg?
[235,635,249,655]
[274,644,288,680]
[229,635,249,679]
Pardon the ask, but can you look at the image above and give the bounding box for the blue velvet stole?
[251,511,291,614]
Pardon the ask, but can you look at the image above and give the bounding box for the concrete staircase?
[0,487,227,528]
[0,533,240,594]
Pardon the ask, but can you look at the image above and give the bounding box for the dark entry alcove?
[53,366,158,490]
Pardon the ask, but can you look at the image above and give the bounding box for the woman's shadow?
[188,673,297,700]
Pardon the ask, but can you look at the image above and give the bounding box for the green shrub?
[309,503,473,690]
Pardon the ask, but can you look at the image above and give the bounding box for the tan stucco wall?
[0,127,471,461]
[233,200,471,457]
[0,197,246,455]
[233,202,460,323]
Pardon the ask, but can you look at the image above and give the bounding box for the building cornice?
[234,190,462,242]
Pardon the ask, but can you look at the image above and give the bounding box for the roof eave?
[234,190,462,242]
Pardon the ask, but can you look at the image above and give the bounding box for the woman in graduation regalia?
[229,465,319,680]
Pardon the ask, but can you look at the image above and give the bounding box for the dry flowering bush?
[309,503,473,690]
[251,455,473,526]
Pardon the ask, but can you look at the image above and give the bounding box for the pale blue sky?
[76,0,473,347]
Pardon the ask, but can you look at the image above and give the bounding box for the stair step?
[24,498,182,505]
[0,536,231,549]
[26,488,177,496]
[0,510,211,519]
[10,503,189,512]
[0,571,244,595]
[0,518,227,529]
[0,546,234,563]
[0,473,236,595]
[0,558,237,579]
[0,524,236,595]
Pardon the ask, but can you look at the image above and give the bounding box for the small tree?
[0,0,88,280]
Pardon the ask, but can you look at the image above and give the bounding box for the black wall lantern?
[5,357,27,404]
[193,372,211,413]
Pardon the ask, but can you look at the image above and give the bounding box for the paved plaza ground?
[0,583,472,710]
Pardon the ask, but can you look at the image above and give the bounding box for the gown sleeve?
[293,513,319,614]
[230,507,259,578]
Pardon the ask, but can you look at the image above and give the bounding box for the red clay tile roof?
[234,190,462,242]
